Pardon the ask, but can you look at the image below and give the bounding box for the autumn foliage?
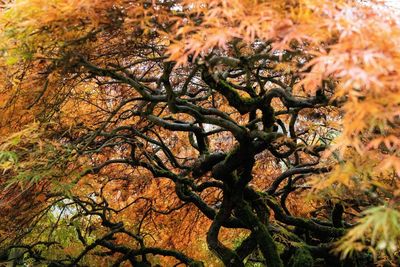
[0,0,399,266]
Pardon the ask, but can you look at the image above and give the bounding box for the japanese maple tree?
[0,0,399,266]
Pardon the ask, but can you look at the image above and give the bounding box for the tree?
[0,0,399,266]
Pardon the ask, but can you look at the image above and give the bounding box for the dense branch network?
[48,42,345,266]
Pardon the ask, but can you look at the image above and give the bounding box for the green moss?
[275,241,286,256]
[289,248,314,267]
[218,80,260,114]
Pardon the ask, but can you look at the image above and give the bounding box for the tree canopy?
[0,0,399,266]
